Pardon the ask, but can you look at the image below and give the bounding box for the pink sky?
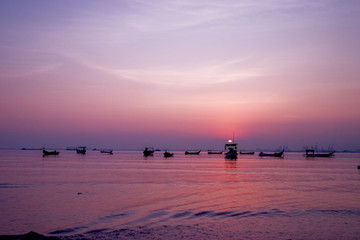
[1,0,360,150]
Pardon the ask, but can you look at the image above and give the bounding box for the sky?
[1,0,360,151]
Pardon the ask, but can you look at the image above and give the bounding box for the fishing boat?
[100,150,113,154]
[42,148,59,156]
[185,150,201,155]
[239,151,255,155]
[76,146,86,154]
[143,147,155,156]
[224,140,238,159]
[164,151,174,157]
[305,149,335,158]
[259,149,284,157]
[208,150,223,154]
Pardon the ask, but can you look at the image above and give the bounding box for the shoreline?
[2,219,360,240]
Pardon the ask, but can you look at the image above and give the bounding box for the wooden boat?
[239,151,255,155]
[76,146,86,154]
[224,140,238,159]
[208,150,223,154]
[100,150,113,154]
[42,148,59,156]
[259,149,284,157]
[185,150,201,155]
[164,151,174,157]
[143,147,155,156]
[305,149,335,158]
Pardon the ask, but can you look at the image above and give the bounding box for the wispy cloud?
[125,0,331,32]
[88,58,263,86]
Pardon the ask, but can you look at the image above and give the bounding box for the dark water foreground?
[1,216,359,240]
[0,150,359,239]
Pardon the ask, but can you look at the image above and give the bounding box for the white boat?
[224,140,238,159]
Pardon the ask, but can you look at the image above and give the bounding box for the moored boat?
[76,146,86,154]
[143,147,155,156]
[42,148,59,156]
[305,149,335,158]
[185,150,201,155]
[259,149,284,157]
[164,151,174,157]
[224,140,238,159]
[100,150,113,154]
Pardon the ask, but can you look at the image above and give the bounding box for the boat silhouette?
[42,148,59,156]
[259,149,284,157]
[185,150,201,155]
[143,147,155,156]
[164,151,174,157]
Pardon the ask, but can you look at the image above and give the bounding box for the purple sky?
[1,0,360,150]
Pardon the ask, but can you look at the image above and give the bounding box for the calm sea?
[0,150,359,239]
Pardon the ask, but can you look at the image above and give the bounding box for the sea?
[0,150,359,239]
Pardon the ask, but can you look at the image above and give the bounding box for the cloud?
[87,58,263,86]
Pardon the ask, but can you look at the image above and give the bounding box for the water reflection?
[225,159,237,169]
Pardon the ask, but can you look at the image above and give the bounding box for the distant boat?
[224,140,238,159]
[259,149,284,157]
[208,150,223,154]
[164,151,174,157]
[185,150,201,155]
[305,149,335,158]
[239,151,255,155]
[76,146,86,154]
[100,150,113,154]
[42,148,59,156]
[143,147,155,156]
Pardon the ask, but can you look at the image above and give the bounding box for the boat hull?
[43,150,59,156]
[143,151,154,156]
[185,151,201,155]
[259,151,284,157]
[225,151,238,159]
[164,151,174,157]
[305,151,335,157]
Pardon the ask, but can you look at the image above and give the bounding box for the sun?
[228,139,233,143]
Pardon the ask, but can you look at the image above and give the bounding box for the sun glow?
[228,140,233,143]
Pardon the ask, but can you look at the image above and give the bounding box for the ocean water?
[0,150,359,239]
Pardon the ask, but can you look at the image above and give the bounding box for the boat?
[76,146,86,154]
[100,150,113,154]
[143,147,155,156]
[42,148,59,156]
[164,151,174,157]
[208,150,223,154]
[239,151,255,155]
[259,149,284,157]
[224,140,238,159]
[185,150,201,155]
[305,149,335,158]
